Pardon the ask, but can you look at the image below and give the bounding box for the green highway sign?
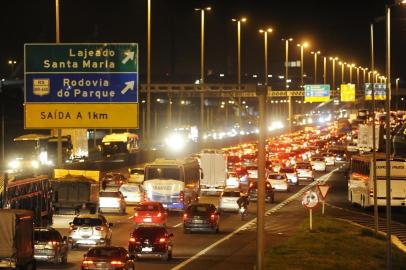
[25,43,138,73]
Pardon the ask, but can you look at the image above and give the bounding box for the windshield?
[34,230,61,242]
[10,140,43,159]
[280,168,295,173]
[297,163,311,169]
[188,204,213,214]
[222,191,240,197]
[145,167,181,180]
[99,192,120,198]
[87,247,123,258]
[73,217,103,226]
[120,184,140,193]
[134,227,166,237]
[268,174,285,180]
[135,204,160,211]
[102,141,127,155]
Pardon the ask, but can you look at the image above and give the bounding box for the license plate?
[142,247,153,252]
[143,218,152,222]
[193,220,204,224]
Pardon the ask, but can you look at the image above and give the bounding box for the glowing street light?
[297,42,309,87]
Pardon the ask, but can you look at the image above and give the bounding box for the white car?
[310,157,326,172]
[119,183,144,205]
[218,189,241,212]
[346,142,358,153]
[128,167,144,184]
[267,173,289,191]
[68,214,113,248]
[322,153,335,166]
[279,167,298,185]
[225,172,240,188]
[98,191,126,214]
[296,162,314,181]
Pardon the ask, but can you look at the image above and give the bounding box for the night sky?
[1,0,406,84]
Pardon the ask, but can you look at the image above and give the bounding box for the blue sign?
[25,73,138,103]
[304,84,330,102]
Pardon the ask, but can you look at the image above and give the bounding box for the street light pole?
[311,51,320,84]
[323,56,327,84]
[297,42,308,87]
[195,7,211,132]
[329,57,338,91]
[259,28,272,85]
[395,78,400,111]
[356,66,360,89]
[54,0,63,167]
[283,38,293,89]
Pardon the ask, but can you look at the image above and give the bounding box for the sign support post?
[302,190,319,232]
[309,208,313,231]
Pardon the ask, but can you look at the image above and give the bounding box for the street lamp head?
[232,18,237,21]
[303,42,309,47]
[205,6,211,11]
[241,17,247,22]
[317,51,321,54]
[267,28,273,32]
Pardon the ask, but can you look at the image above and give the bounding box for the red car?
[133,202,167,226]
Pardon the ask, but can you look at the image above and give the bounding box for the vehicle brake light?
[210,214,215,220]
[129,237,136,242]
[157,212,162,218]
[159,237,166,243]
[180,191,185,202]
[111,261,124,265]
[95,226,104,231]
[83,260,94,265]
[134,212,138,217]
[143,191,148,201]
[183,213,188,220]
[48,241,59,246]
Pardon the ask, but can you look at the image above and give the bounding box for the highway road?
[37,168,332,270]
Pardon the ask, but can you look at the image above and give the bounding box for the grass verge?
[265,214,406,270]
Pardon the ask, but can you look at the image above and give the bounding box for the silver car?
[218,189,241,213]
[34,227,68,264]
[68,214,113,249]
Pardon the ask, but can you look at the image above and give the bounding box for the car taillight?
[159,237,166,243]
[48,241,59,246]
[111,261,124,266]
[157,212,162,218]
[143,191,148,201]
[179,191,185,202]
[183,213,188,220]
[210,214,215,220]
[95,226,104,231]
[129,237,136,242]
[134,212,138,217]
[83,260,94,265]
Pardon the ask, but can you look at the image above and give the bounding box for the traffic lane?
[324,162,406,225]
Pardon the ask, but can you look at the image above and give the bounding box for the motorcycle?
[239,206,247,220]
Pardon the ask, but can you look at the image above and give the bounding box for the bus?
[3,175,53,226]
[348,153,406,207]
[143,158,201,211]
[7,134,50,172]
[101,132,139,159]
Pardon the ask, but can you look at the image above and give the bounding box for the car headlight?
[8,160,20,169]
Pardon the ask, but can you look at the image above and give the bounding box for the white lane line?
[173,222,183,228]
[171,168,339,270]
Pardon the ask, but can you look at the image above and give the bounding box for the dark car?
[102,173,127,189]
[128,225,173,261]
[183,203,220,234]
[81,246,135,270]
[34,227,68,264]
[248,180,275,203]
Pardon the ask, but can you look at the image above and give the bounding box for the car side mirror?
[169,233,174,237]
[109,223,113,227]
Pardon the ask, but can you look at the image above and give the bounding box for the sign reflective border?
[24,103,138,129]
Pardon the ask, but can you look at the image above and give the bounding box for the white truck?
[357,124,380,153]
[61,129,89,160]
[199,149,227,194]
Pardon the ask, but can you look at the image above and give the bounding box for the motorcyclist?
[237,194,249,210]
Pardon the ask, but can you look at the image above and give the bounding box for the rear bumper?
[69,237,106,246]
[99,206,124,213]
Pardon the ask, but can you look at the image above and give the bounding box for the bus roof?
[102,132,139,143]
[147,158,199,167]
[14,134,50,141]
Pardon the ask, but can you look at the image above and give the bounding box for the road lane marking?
[173,222,183,228]
[171,168,339,270]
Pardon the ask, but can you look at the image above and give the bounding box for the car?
[99,191,127,214]
[280,167,298,185]
[346,142,358,153]
[218,188,241,213]
[334,150,347,161]
[128,168,144,184]
[310,156,327,172]
[119,183,145,205]
[68,214,113,248]
[183,203,220,233]
[267,173,289,192]
[248,180,274,203]
[225,172,240,188]
[81,246,135,270]
[246,165,258,179]
[133,201,167,226]
[322,152,335,166]
[296,162,314,181]
[101,172,127,190]
[128,225,173,261]
[34,227,68,264]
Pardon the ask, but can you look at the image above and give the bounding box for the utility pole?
[146,0,151,143]
[55,0,62,167]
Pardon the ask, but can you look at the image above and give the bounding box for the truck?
[199,149,227,194]
[0,209,36,269]
[61,129,89,161]
[51,169,100,214]
[357,124,380,152]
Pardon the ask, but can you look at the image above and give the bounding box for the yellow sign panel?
[304,96,330,102]
[340,84,355,102]
[25,103,138,129]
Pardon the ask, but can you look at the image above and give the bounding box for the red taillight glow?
[180,191,185,202]
[83,260,94,265]
[159,237,166,243]
[129,237,136,242]
[157,212,162,218]
[183,213,188,220]
[48,241,58,246]
[95,226,104,231]
[134,212,138,217]
[210,214,215,220]
[111,261,124,265]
